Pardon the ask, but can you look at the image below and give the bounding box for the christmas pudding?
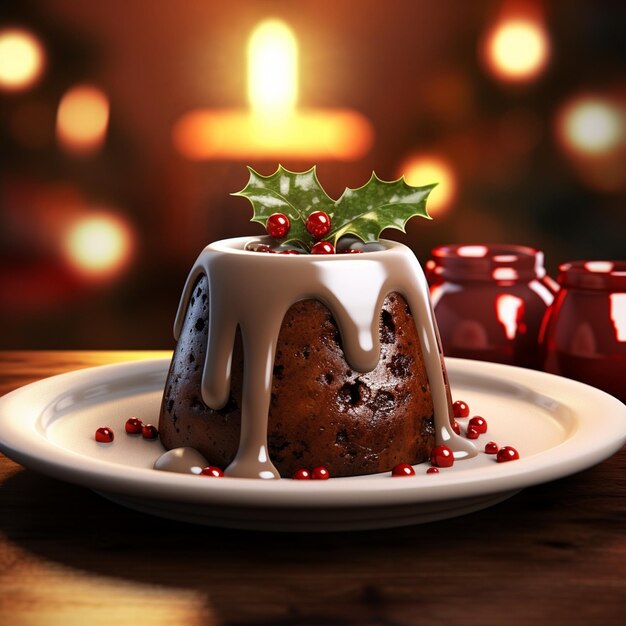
[158,167,474,478]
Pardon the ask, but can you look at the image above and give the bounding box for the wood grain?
[0,351,625,626]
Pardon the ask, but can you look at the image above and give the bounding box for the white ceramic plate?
[0,358,625,531]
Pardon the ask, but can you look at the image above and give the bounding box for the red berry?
[311,241,335,255]
[496,446,520,463]
[430,445,454,468]
[453,400,470,418]
[341,248,362,254]
[468,416,488,434]
[306,211,331,239]
[292,468,311,480]
[426,467,440,474]
[125,417,143,434]
[201,466,224,477]
[95,426,114,443]
[311,465,330,480]
[391,463,415,477]
[266,213,290,239]
[466,426,480,439]
[141,424,159,439]
[484,441,499,454]
[451,420,461,435]
[279,250,300,255]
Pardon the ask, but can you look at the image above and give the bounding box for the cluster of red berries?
[291,465,330,480]
[94,417,159,443]
[96,419,226,476]
[390,399,519,476]
[266,210,350,255]
[453,399,519,463]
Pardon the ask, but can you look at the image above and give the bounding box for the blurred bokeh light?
[483,12,550,82]
[56,84,109,155]
[400,155,457,216]
[248,19,298,117]
[0,28,45,91]
[63,213,133,279]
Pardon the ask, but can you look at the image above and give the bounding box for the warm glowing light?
[173,108,372,160]
[0,28,45,91]
[56,85,110,154]
[248,19,297,116]
[496,294,524,340]
[64,213,133,278]
[484,17,550,82]
[172,19,373,160]
[609,294,626,342]
[400,155,457,215]
[557,97,625,156]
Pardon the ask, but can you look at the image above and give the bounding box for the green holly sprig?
[232,165,435,253]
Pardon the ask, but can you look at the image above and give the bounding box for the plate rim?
[0,357,625,510]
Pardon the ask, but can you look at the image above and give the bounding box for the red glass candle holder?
[428,244,557,369]
[541,261,626,402]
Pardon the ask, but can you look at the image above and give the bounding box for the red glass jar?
[428,244,558,369]
[541,261,626,402]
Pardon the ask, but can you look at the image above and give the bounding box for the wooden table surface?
[0,351,625,626]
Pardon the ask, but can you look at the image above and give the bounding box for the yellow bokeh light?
[400,155,457,216]
[0,28,45,91]
[64,214,133,278]
[484,18,550,82]
[56,85,110,154]
[556,96,625,156]
[248,19,298,117]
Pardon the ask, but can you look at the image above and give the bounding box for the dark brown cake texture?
[159,273,451,478]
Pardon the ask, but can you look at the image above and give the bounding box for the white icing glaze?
[173,236,476,479]
[154,447,208,474]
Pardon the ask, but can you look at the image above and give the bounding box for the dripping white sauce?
[171,236,476,479]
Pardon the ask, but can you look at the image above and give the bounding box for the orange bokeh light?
[56,85,110,155]
[399,155,457,216]
[0,28,45,91]
[173,108,373,160]
[63,213,133,279]
[483,15,550,82]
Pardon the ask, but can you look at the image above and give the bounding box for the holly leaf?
[328,173,435,245]
[232,165,335,246]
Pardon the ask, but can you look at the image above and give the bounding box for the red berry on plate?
[266,213,290,239]
[430,445,454,468]
[341,248,362,254]
[125,417,143,434]
[426,467,440,474]
[311,241,335,255]
[292,468,311,480]
[466,426,480,439]
[306,211,331,239]
[141,424,159,439]
[279,250,300,255]
[311,465,330,480]
[95,426,114,443]
[453,400,470,418]
[451,419,461,435]
[496,446,520,463]
[201,466,224,477]
[391,463,415,477]
[468,416,488,434]
[484,441,499,454]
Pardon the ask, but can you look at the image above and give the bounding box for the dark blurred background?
[1,0,624,349]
